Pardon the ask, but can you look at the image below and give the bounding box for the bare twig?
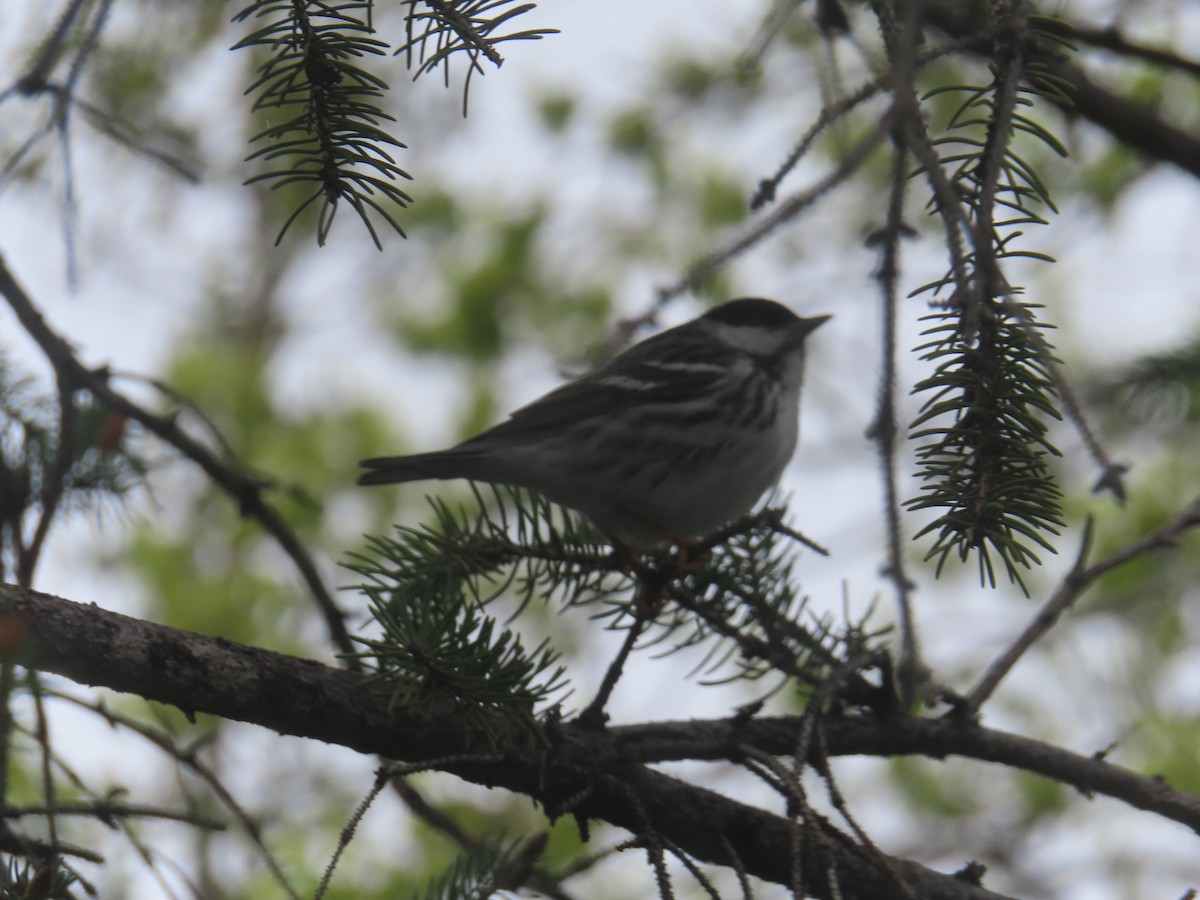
[29,674,60,858]
[4,717,187,896]
[751,25,1001,210]
[964,497,1200,711]
[388,775,474,848]
[577,611,649,730]
[314,768,391,900]
[15,370,77,586]
[884,59,976,328]
[0,0,88,104]
[997,297,1128,500]
[655,832,721,899]
[696,507,829,558]
[1,800,225,830]
[740,0,805,71]
[713,828,754,900]
[658,116,892,304]
[0,827,104,863]
[871,37,925,706]
[968,0,1027,309]
[50,689,301,900]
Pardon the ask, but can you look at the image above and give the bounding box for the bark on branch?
[0,583,1013,900]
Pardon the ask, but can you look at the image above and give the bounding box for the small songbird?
[359,298,829,549]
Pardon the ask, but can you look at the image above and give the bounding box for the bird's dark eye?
[703,298,799,328]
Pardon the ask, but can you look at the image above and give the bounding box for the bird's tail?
[357,451,480,486]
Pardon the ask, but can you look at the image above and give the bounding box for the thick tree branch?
[0,582,1014,900]
[1045,55,1200,179]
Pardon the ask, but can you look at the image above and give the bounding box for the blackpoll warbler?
[359,298,829,548]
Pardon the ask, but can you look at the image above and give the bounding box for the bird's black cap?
[703,298,828,331]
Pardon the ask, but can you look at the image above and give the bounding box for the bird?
[359,298,829,550]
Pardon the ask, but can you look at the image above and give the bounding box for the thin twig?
[872,86,924,704]
[29,674,60,856]
[997,296,1128,501]
[740,0,805,71]
[752,26,1001,210]
[0,828,104,863]
[895,95,975,326]
[714,828,754,900]
[869,0,975,324]
[618,781,674,900]
[388,775,474,848]
[653,832,721,899]
[5,721,187,897]
[16,370,76,586]
[314,768,391,900]
[614,712,1200,837]
[1042,344,1127,499]
[965,497,1200,710]
[696,508,829,558]
[737,743,823,898]
[110,371,244,464]
[969,0,1027,311]
[1043,20,1200,79]
[577,612,648,730]
[0,0,88,103]
[75,97,202,182]
[51,690,301,899]
[1,800,225,830]
[658,116,892,303]
[811,723,916,900]
[751,81,878,210]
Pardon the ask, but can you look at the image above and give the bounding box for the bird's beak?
[793,313,831,341]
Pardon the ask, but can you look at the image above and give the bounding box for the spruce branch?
[232,0,412,247]
[923,4,1200,180]
[401,1,558,114]
[350,487,853,729]
[656,522,846,686]
[906,304,1065,594]
[354,570,569,740]
[347,488,587,736]
[900,10,1073,594]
